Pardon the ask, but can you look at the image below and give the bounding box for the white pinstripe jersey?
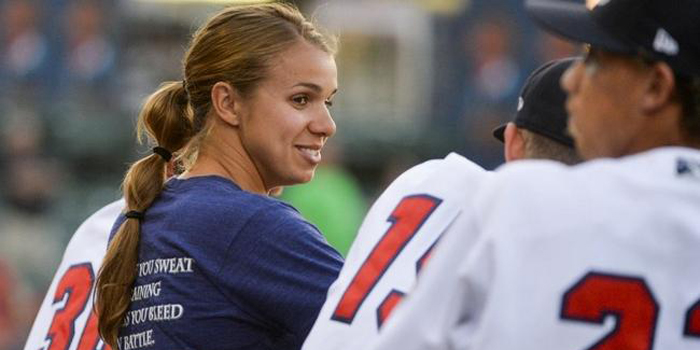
[302,153,487,350]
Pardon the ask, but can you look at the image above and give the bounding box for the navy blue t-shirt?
[114,176,343,350]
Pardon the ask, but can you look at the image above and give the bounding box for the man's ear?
[504,122,526,162]
[211,81,242,126]
[641,62,676,115]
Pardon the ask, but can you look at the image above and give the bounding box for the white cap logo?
[517,97,524,111]
[653,28,679,56]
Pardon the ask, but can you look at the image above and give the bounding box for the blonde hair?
[95,3,335,347]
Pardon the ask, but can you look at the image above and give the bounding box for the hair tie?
[125,210,144,221]
[153,146,172,162]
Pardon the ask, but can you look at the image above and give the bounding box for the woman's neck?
[181,128,268,195]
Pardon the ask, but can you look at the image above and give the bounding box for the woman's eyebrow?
[293,82,338,96]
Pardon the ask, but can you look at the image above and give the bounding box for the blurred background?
[0,0,579,347]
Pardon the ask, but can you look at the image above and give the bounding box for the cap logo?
[653,28,679,56]
[517,97,524,111]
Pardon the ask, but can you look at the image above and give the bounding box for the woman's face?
[237,40,338,189]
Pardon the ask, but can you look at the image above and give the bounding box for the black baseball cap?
[493,58,576,148]
[526,0,700,77]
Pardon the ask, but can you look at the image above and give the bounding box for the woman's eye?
[325,100,334,108]
[292,95,309,106]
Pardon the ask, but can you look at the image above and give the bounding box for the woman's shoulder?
[160,176,307,229]
[165,176,276,207]
[245,198,318,236]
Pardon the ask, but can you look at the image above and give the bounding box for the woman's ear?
[640,62,676,115]
[211,81,242,126]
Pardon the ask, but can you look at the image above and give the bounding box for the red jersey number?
[684,300,700,338]
[561,272,700,348]
[45,263,109,350]
[561,272,662,350]
[331,195,442,327]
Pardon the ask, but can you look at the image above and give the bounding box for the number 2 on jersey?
[561,272,658,350]
[561,271,700,349]
[331,194,442,326]
[45,263,109,350]
[685,300,700,338]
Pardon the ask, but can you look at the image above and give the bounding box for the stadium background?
[0,0,579,346]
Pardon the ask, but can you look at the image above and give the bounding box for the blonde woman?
[96,4,343,349]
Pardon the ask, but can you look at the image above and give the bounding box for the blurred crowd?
[0,0,577,347]
[0,0,127,347]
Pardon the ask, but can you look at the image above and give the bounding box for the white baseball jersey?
[302,153,487,350]
[23,199,123,350]
[371,147,700,350]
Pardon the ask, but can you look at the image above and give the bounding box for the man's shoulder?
[474,147,700,235]
[80,199,125,229]
[382,153,487,198]
[356,153,488,239]
[492,147,700,192]
[403,152,485,179]
[65,199,124,256]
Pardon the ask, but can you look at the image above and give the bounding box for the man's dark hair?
[676,74,700,141]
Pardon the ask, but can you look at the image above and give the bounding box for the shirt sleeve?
[218,202,344,346]
[366,205,490,350]
[367,171,512,350]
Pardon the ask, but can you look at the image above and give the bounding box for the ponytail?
[96,82,193,348]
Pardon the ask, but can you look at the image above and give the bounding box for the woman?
[95,4,343,349]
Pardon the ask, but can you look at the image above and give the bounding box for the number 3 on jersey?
[45,263,109,350]
[331,194,442,327]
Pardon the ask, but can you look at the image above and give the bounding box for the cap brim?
[525,0,631,54]
[492,124,506,143]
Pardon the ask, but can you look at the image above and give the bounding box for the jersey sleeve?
[217,203,343,346]
[366,197,493,350]
[366,167,521,350]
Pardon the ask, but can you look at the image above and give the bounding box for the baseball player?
[370,0,700,349]
[22,200,122,350]
[302,58,581,350]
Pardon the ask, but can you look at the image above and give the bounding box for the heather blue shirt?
[115,176,343,350]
